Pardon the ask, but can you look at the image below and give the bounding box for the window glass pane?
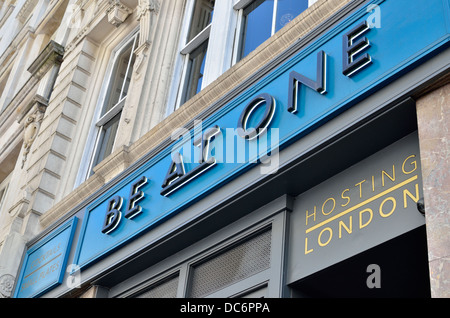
[275,0,308,32]
[187,0,215,42]
[102,38,136,116]
[241,0,274,59]
[92,112,121,170]
[184,40,208,102]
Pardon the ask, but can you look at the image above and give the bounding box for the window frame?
[167,0,316,115]
[172,0,214,110]
[181,37,209,104]
[77,28,139,184]
[233,0,313,63]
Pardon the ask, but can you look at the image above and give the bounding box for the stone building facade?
[0,0,448,298]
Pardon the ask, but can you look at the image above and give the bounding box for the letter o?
[322,197,336,215]
[379,197,396,218]
[237,93,276,140]
[318,227,333,247]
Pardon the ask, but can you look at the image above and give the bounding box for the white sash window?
[168,0,314,113]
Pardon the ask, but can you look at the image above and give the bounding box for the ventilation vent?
[188,229,271,298]
[135,275,179,298]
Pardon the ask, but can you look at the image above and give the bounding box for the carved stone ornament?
[0,274,15,298]
[133,42,150,78]
[21,103,45,169]
[137,0,160,21]
[134,0,160,71]
[106,0,132,27]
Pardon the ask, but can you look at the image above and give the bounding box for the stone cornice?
[27,40,64,80]
[1,40,64,127]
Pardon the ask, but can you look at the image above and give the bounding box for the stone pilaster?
[416,82,450,298]
[18,38,98,217]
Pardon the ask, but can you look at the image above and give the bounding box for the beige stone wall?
[0,0,71,297]
[416,82,450,298]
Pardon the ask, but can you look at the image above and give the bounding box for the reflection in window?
[240,0,308,60]
[103,43,136,116]
[91,112,121,170]
[183,40,208,103]
[177,0,215,107]
[188,0,215,42]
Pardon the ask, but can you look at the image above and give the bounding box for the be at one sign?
[288,133,426,282]
[74,0,449,271]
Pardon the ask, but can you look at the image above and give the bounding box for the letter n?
[288,50,327,114]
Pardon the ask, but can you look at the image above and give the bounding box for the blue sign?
[14,218,78,298]
[74,0,450,270]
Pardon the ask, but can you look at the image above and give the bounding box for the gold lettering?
[318,227,333,247]
[306,206,316,226]
[402,155,417,174]
[304,237,313,255]
[359,208,373,229]
[341,189,350,207]
[355,180,366,198]
[379,197,396,217]
[306,176,418,235]
[339,216,352,238]
[403,183,419,208]
[382,165,395,187]
[322,197,336,216]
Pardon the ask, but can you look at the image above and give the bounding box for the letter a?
[161,152,185,189]
[366,264,381,289]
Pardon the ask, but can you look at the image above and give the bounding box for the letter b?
[101,195,123,234]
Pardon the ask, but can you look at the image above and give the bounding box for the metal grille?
[188,229,271,298]
[135,275,179,298]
